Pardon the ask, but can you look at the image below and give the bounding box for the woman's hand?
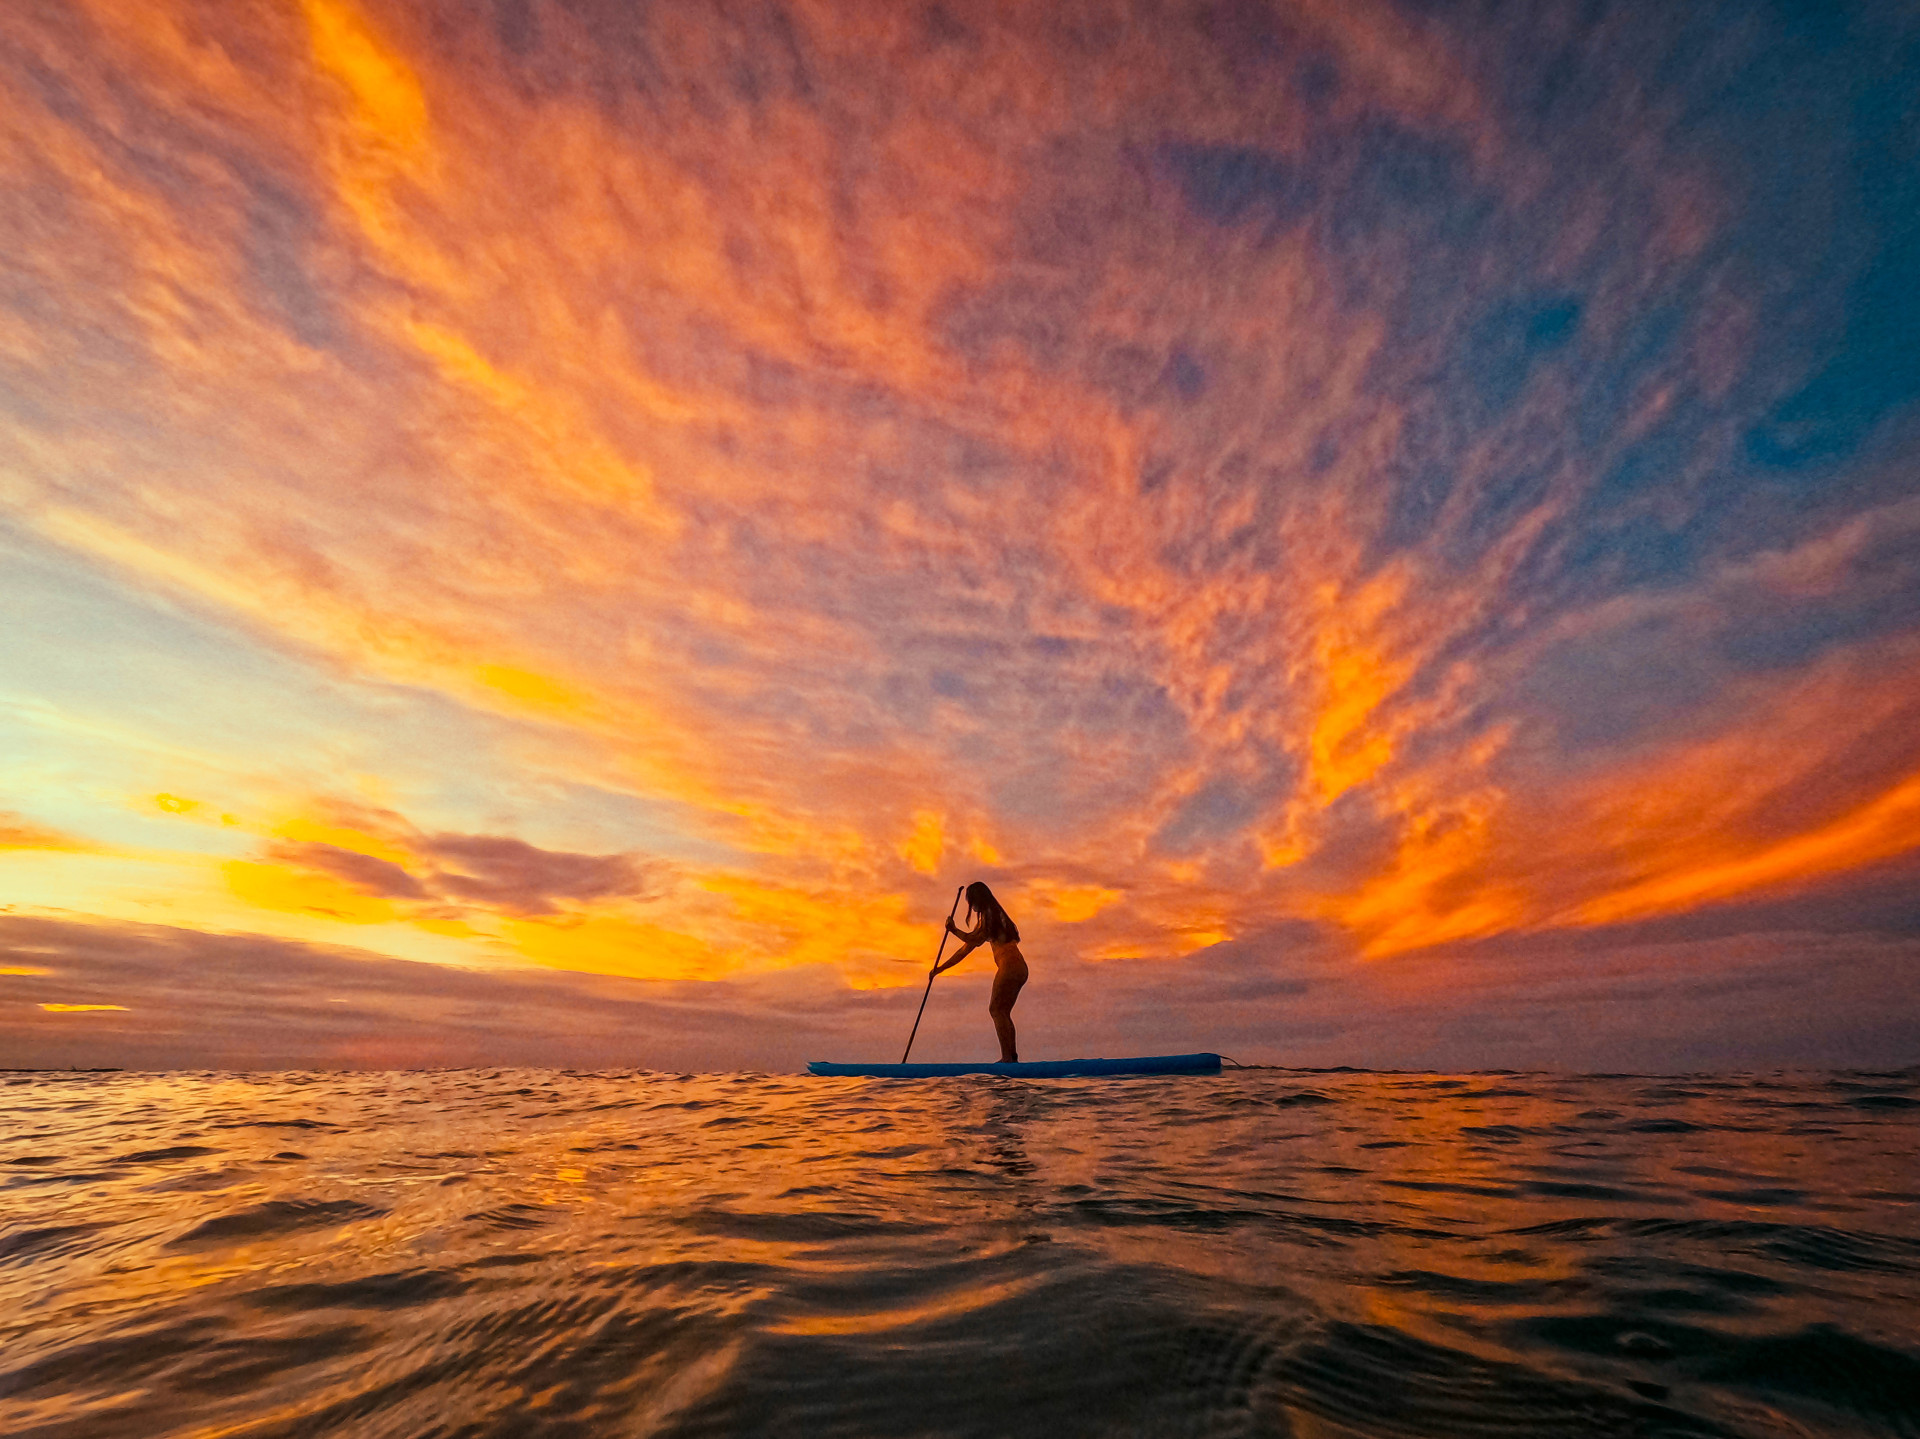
[945,918,962,936]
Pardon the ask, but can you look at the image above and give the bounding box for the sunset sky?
[5,0,1918,1070]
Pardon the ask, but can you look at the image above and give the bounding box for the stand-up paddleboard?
[808,1053,1222,1078]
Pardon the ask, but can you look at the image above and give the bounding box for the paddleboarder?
[933,881,1026,1063]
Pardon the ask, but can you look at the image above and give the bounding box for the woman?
[934,881,1027,1063]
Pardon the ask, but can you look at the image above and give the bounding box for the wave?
[3,1066,1916,1438]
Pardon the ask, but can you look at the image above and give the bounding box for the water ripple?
[1,1066,1915,1437]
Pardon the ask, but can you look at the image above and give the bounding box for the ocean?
[4,1066,1917,1438]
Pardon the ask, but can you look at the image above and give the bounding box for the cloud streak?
[5,912,1914,1073]
[264,829,659,916]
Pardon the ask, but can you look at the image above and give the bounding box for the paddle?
[901,885,965,1064]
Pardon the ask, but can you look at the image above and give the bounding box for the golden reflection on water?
[4,1067,1918,1438]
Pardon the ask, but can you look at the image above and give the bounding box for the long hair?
[965,881,1019,944]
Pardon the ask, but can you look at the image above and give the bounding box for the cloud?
[0,913,820,1071]
[4,911,1914,1073]
[416,833,655,915]
[0,813,94,852]
[269,840,429,900]
[264,830,658,917]
[2,0,1918,1067]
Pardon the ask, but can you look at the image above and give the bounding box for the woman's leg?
[988,962,1027,1063]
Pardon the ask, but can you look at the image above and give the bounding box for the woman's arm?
[933,915,985,974]
[933,939,980,974]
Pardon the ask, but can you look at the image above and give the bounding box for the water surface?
[5,1067,1918,1437]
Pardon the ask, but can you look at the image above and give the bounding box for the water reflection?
[978,1085,1041,1179]
[2,1066,1916,1438]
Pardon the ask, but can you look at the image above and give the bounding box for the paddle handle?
[901,885,965,1064]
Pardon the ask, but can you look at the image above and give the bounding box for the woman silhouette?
[933,881,1027,1063]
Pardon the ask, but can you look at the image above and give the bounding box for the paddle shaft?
[901,885,965,1064]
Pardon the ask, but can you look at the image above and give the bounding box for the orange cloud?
[1557,638,1920,927]
[1577,768,1920,926]
[501,911,722,983]
[898,811,946,875]
[0,814,97,853]
[224,858,402,926]
[1329,789,1527,958]
[1313,627,1920,952]
[1020,881,1123,925]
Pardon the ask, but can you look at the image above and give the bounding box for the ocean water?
[4,1068,1918,1439]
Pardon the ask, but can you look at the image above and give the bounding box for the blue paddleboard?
[807,1053,1222,1078]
